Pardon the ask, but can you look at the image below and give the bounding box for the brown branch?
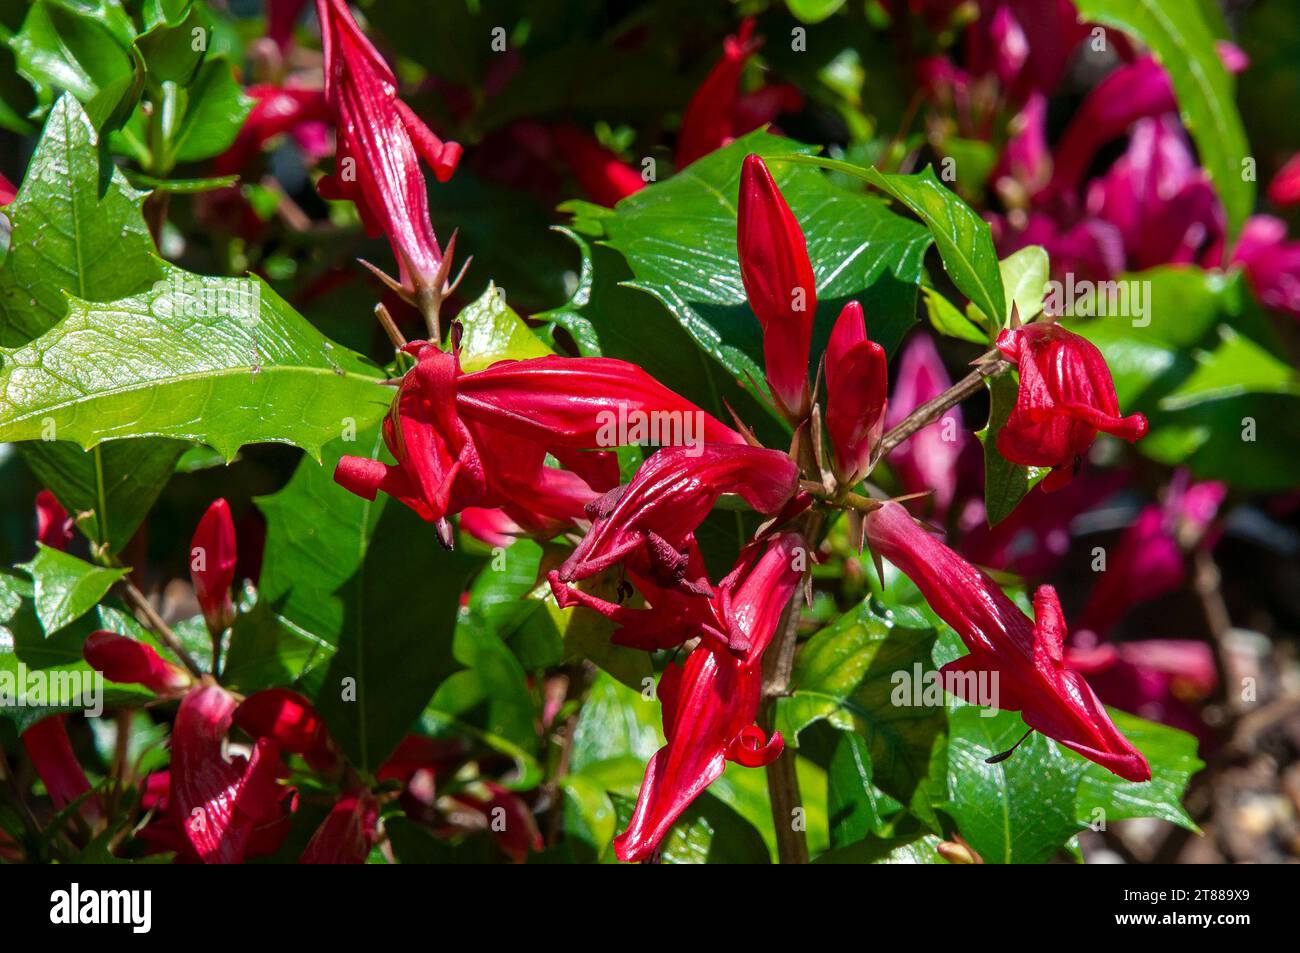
[120,580,204,679]
[762,589,809,865]
[878,349,1008,456]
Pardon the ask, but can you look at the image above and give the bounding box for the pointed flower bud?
[994,323,1147,491]
[84,630,191,695]
[738,154,816,419]
[825,301,888,486]
[613,534,804,862]
[191,499,238,636]
[864,502,1150,782]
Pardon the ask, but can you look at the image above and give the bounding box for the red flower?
[21,716,97,817]
[83,630,191,695]
[450,782,543,863]
[216,85,332,176]
[676,19,801,167]
[335,344,744,535]
[738,154,817,419]
[613,533,804,862]
[550,124,645,207]
[234,688,335,771]
[35,490,74,552]
[191,499,238,636]
[555,443,799,592]
[864,502,1150,781]
[994,323,1147,491]
[171,684,289,864]
[1268,152,1300,208]
[884,334,968,517]
[824,301,888,485]
[300,791,380,864]
[315,0,462,300]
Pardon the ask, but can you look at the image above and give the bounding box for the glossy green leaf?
[250,430,485,772]
[17,544,126,635]
[978,373,1048,526]
[922,286,985,344]
[1075,0,1253,238]
[778,155,1006,329]
[0,262,391,461]
[998,245,1049,325]
[827,730,902,847]
[776,597,944,807]
[786,0,849,24]
[568,132,930,416]
[456,281,553,372]
[11,0,134,110]
[167,55,252,164]
[946,705,1201,864]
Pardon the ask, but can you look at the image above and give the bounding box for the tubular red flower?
[216,85,332,175]
[551,124,646,207]
[83,630,191,695]
[676,18,759,167]
[557,444,799,590]
[864,502,1150,782]
[171,684,288,864]
[995,323,1147,491]
[191,499,239,636]
[336,345,744,534]
[21,716,96,814]
[825,301,888,485]
[738,154,816,419]
[1230,215,1300,318]
[315,0,461,297]
[234,688,329,757]
[35,490,73,552]
[613,533,803,862]
[300,791,380,864]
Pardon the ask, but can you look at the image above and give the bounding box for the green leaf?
[786,0,849,24]
[570,131,930,416]
[1074,0,1253,238]
[946,706,1201,863]
[569,671,663,775]
[776,597,944,808]
[0,262,391,460]
[133,3,207,85]
[611,791,771,864]
[777,155,1005,331]
[0,95,161,345]
[16,544,126,635]
[998,245,1049,325]
[20,441,187,554]
[11,0,134,110]
[455,281,553,372]
[814,832,949,864]
[827,730,903,847]
[167,55,252,164]
[977,373,1048,526]
[922,286,985,344]
[250,430,485,772]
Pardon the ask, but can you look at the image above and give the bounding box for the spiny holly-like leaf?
[245,430,485,773]
[0,263,391,461]
[945,705,1201,864]
[775,597,944,809]
[16,544,127,636]
[778,155,1006,331]
[564,131,930,417]
[0,94,160,345]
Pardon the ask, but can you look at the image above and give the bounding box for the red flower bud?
[300,791,379,864]
[21,716,96,817]
[551,124,646,207]
[191,499,238,636]
[35,490,74,552]
[84,630,191,694]
[825,301,888,485]
[738,154,816,419]
[994,323,1147,491]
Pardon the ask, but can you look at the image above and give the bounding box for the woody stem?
[120,580,204,679]
[877,348,1009,456]
[761,507,822,865]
